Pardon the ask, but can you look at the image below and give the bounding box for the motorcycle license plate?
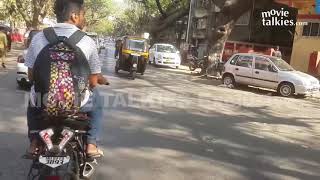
[39,155,70,168]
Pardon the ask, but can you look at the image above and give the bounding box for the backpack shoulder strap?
[43,27,59,45]
[64,30,86,50]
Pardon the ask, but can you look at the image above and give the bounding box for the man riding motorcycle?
[25,0,107,158]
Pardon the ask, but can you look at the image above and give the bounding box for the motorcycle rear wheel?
[188,63,196,71]
[36,144,81,180]
[130,71,136,80]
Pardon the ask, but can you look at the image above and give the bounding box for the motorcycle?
[188,55,207,71]
[26,116,98,180]
[188,54,224,78]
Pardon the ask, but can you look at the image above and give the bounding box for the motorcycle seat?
[41,112,91,131]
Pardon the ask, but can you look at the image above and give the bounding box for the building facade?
[277,0,320,76]
[189,0,297,62]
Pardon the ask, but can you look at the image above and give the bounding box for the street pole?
[186,0,194,44]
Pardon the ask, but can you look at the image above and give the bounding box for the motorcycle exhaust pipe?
[82,161,97,178]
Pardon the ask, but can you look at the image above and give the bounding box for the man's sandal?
[87,148,104,158]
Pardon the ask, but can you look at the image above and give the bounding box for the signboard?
[316,0,320,14]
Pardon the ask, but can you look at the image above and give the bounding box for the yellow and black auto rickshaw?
[115,36,149,79]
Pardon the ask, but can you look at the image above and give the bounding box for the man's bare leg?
[1,50,6,68]
[87,143,104,157]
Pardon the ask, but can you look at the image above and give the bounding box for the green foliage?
[0,0,23,25]
[1,0,113,29]
[85,0,113,26]
[88,19,114,35]
[1,0,188,35]
[111,0,189,36]
[0,0,53,28]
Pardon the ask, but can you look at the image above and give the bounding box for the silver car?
[222,53,320,97]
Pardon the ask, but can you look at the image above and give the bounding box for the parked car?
[16,30,40,88]
[222,53,320,97]
[149,43,181,69]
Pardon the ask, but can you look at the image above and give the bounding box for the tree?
[0,0,53,28]
[2,0,113,29]
[130,0,274,74]
[203,0,273,74]
[113,9,142,36]
[130,0,189,36]
[88,19,114,35]
[85,0,113,26]
[14,0,53,28]
[0,0,25,28]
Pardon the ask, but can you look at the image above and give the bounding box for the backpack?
[33,27,91,117]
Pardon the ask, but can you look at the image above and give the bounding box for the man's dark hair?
[54,0,84,23]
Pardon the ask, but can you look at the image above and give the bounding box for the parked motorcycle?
[206,60,225,78]
[26,116,98,180]
[188,54,224,78]
[188,56,207,71]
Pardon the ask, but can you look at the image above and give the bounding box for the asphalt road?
[0,44,320,180]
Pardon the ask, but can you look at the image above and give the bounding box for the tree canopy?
[0,0,113,30]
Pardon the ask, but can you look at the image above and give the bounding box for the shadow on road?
[100,97,320,180]
[145,66,320,104]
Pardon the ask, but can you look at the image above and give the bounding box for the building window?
[310,23,319,36]
[196,18,207,29]
[302,22,320,37]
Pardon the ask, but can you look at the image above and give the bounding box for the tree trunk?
[155,0,166,18]
[15,0,51,29]
[148,7,189,35]
[204,0,273,75]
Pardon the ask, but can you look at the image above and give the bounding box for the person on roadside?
[25,0,108,158]
[115,39,122,58]
[272,46,282,58]
[0,30,8,68]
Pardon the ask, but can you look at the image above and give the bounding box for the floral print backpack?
[32,28,91,117]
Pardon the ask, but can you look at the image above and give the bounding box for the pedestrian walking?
[115,39,122,58]
[0,30,8,68]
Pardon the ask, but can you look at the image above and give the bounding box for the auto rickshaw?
[115,36,149,79]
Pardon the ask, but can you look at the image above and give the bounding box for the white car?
[16,50,29,87]
[17,30,39,88]
[222,53,320,97]
[149,43,181,69]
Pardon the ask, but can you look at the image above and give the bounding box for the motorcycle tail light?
[39,128,54,150]
[58,128,74,150]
